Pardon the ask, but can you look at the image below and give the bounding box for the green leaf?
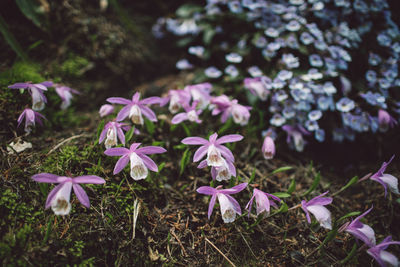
[42,215,54,245]
[179,148,192,176]
[272,192,291,198]
[271,166,293,175]
[158,162,166,172]
[275,201,288,214]
[38,183,48,198]
[287,178,296,194]
[340,243,358,264]
[302,172,321,197]
[0,14,28,61]
[332,176,359,197]
[16,0,46,29]
[318,228,338,249]
[144,119,155,135]
[177,36,194,47]
[173,144,187,150]
[181,123,191,136]
[218,118,234,135]
[337,211,361,224]
[176,4,202,17]
[125,126,136,144]
[203,28,216,45]
[248,168,256,184]
[396,198,400,205]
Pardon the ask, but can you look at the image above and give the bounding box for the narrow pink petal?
[140,106,157,121]
[140,96,162,105]
[171,113,188,124]
[208,194,217,219]
[197,186,217,195]
[17,110,27,126]
[181,137,208,145]
[39,81,53,87]
[132,92,141,102]
[139,154,158,172]
[135,146,166,155]
[73,176,105,184]
[99,127,108,144]
[193,145,208,162]
[73,184,90,208]
[8,82,29,89]
[113,155,130,174]
[216,134,243,144]
[129,143,142,151]
[32,173,59,183]
[209,133,218,143]
[116,105,131,121]
[107,97,131,105]
[218,183,248,194]
[104,147,130,156]
[197,159,207,169]
[117,127,125,145]
[33,84,48,91]
[217,145,235,162]
[45,183,65,209]
[211,167,217,180]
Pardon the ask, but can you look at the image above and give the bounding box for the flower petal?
[73,176,105,184]
[116,105,132,122]
[113,154,130,174]
[171,113,188,124]
[107,97,131,105]
[181,137,208,145]
[306,205,332,230]
[45,183,66,209]
[380,174,399,194]
[135,146,167,155]
[216,134,243,144]
[32,173,59,183]
[140,106,157,122]
[104,147,130,156]
[73,184,90,208]
[139,154,158,172]
[208,194,217,219]
[193,145,208,162]
[218,183,248,194]
[197,186,217,195]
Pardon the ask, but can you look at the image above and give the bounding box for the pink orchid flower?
[262,135,275,160]
[99,121,130,149]
[340,206,376,247]
[159,89,191,114]
[181,132,243,167]
[197,158,236,182]
[378,109,398,132]
[367,236,400,267]
[104,143,166,180]
[282,124,310,152]
[54,84,81,110]
[244,77,270,101]
[246,188,281,216]
[99,104,115,117]
[171,101,202,124]
[301,191,333,230]
[211,96,252,125]
[184,82,212,109]
[197,183,248,223]
[107,92,161,124]
[370,155,399,197]
[18,108,46,133]
[32,173,105,215]
[8,81,53,111]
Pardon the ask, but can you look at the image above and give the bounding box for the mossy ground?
[1,69,400,266]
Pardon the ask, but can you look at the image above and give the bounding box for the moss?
[0,61,45,88]
[59,54,91,78]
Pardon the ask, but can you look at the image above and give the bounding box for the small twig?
[170,228,188,257]
[238,230,257,259]
[205,237,237,267]
[47,133,90,155]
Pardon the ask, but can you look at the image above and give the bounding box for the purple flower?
[282,125,310,152]
[244,77,270,101]
[104,143,166,180]
[181,132,243,167]
[370,155,399,197]
[160,89,191,114]
[301,191,333,230]
[197,158,236,182]
[8,81,53,111]
[184,83,212,110]
[107,92,161,124]
[171,101,202,124]
[262,135,275,160]
[246,188,281,216]
[54,84,80,110]
[99,121,130,149]
[17,108,46,133]
[99,104,115,117]
[378,109,398,132]
[340,206,376,247]
[32,173,105,215]
[211,96,251,125]
[367,236,400,267]
[196,183,248,223]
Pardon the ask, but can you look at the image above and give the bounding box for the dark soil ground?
[1,1,400,266]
